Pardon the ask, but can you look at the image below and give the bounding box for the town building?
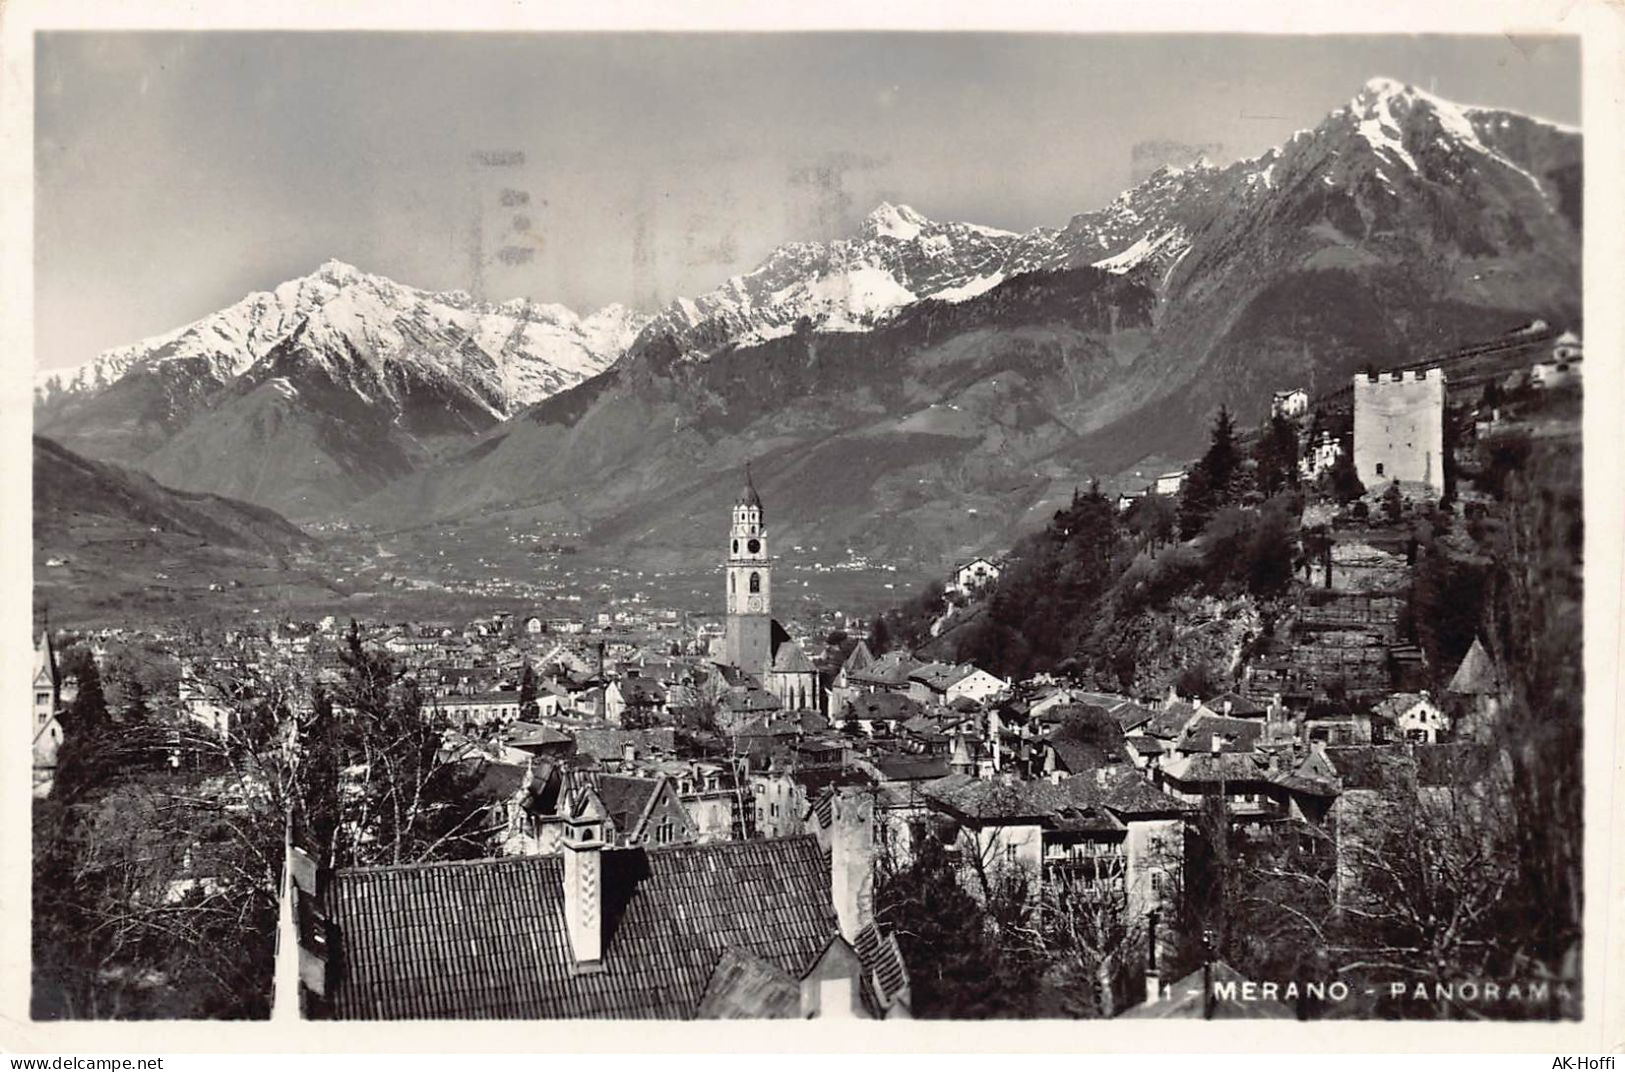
[1271,388,1310,420]
[1530,330,1583,390]
[33,630,66,798]
[946,557,1001,597]
[292,783,911,1019]
[1352,367,1446,497]
[1299,429,1345,481]
[1154,470,1187,497]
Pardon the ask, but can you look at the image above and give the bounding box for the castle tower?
[1352,367,1446,497]
[724,466,773,677]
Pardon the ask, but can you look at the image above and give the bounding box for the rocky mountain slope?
[351,79,1580,572]
[39,79,1581,574]
[34,434,313,556]
[33,434,349,625]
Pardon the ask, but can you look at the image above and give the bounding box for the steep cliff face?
[1091,594,1265,698]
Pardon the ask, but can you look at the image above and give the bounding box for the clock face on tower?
[747,538,761,555]
[747,594,764,613]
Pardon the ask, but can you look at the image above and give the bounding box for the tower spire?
[738,462,762,509]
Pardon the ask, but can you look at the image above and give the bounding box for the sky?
[35,32,1580,371]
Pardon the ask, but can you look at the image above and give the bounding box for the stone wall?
[1353,368,1445,496]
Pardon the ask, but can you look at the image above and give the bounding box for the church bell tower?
[724,466,773,676]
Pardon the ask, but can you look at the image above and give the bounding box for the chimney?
[829,788,875,942]
[622,741,636,766]
[562,789,607,971]
[1210,734,1222,755]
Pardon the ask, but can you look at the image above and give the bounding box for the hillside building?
[1352,368,1445,497]
[946,557,1000,597]
[1271,388,1309,420]
[1154,470,1187,497]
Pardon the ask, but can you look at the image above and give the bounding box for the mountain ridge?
[37,78,1580,560]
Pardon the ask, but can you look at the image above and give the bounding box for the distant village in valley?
[31,323,1583,1022]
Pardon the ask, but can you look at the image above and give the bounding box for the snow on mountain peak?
[1356,76,1411,104]
[314,258,365,285]
[37,259,647,416]
[863,201,931,241]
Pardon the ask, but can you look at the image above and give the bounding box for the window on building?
[749,572,761,594]
[1375,463,1385,476]
[1005,844,1018,863]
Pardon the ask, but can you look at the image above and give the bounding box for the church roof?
[770,638,815,675]
[839,640,876,678]
[1447,637,1502,695]
[35,629,59,688]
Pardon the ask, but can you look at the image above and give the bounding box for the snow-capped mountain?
[37,260,641,415]
[630,77,1578,366]
[35,261,644,518]
[357,77,1578,565]
[39,77,1579,534]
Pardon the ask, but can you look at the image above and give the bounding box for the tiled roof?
[1323,745,1397,790]
[1175,714,1265,755]
[574,727,677,761]
[839,640,876,678]
[847,692,923,722]
[770,639,816,675]
[1064,766,1192,818]
[593,774,661,837]
[923,773,1072,822]
[869,755,950,783]
[853,922,910,1010]
[1144,700,1202,740]
[850,652,922,688]
[464,760,529,802]
[907,662,963,691]
[791,767,872,796]
[1044,704,1130,772]
[506,724,574,749]
[1203,692,1265,717]
[1158,751,1277,786]
[1370,692,1434,721]
[694,948,802,1018]
[324,836,840,1019]
[1110,702,1157,732]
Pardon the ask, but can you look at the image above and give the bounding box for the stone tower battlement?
[1352,366,1446,497]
